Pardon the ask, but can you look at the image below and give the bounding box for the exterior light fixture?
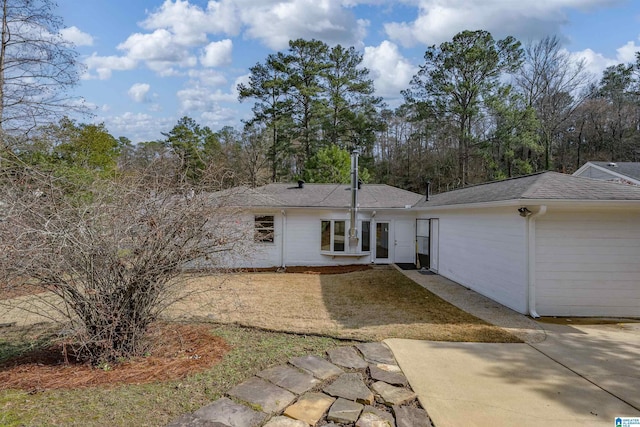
[518,207,532,217]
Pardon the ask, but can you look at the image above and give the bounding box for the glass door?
[375,222,390,262]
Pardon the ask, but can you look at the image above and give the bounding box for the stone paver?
[393,406,431,427]
[327,346,368,369]
[323,373,374,404]
[356,342,397,365]
[166,413,229,427]
[372,382,416,407]
[362,406,396,426]
[289,355,343,380]
[327,398,364,423]
[263,416,309,427]
[369,365,408,386]
[257,365,321,394]
[191,397,267,427]
[166,344,431,427]
[283,392,336,425]
[356,411,395,427]
[227,377,296,414]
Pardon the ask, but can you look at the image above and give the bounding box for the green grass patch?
[0,323,350,427]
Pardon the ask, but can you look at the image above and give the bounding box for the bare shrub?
[0,156,250,364]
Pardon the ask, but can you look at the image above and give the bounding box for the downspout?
[349,150,359,251]
[527,205,547,318]
[280,210,286,269]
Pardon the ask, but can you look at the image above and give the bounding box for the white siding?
[432,208,528,313]
[535,209,640,317]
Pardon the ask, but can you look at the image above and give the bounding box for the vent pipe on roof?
[349,150,359,247]
[425,180,431,201]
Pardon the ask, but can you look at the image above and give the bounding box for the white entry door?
[394,219,415,264]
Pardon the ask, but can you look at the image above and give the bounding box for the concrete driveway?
[531,321,640,411]
[389,268,640,427]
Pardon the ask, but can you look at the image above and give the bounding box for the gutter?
[527,205,547,318]
[280,209,286,268]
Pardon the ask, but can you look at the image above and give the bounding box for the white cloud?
[616,40,639,64]
[384,0,621,47]
[568,36,640,80]
[84,53,138,79]
[361,41,417,100]
[240,0,369,50]
[141,0,240,45]
[200,39,233,67]
[60,26,94,46]
[104,112,175,142]
[128,83,151,103]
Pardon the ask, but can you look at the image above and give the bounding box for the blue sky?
[55,0,640,143]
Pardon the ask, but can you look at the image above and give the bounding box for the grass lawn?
[0,267,519,426]
[170,268,519,343]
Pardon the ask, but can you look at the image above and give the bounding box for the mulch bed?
[245,264,373,275]
[0,323,229,391]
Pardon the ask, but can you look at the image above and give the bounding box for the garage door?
[535,210,640,317]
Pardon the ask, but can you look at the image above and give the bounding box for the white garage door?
[535,210,640,317]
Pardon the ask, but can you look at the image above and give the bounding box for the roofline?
[414,198,640,211]
[246,205,417,210]
[574,162,640,185]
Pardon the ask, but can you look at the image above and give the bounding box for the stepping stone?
[263,416,309,427]
[369,365,408,386]
[372,382,416,407]
[289,355,343,380]
[393,406,431,427]
[284,392,335,425]
[356,412,395,427]
[327,346,368,369]
[191,397,266,427]
[375,363,402,373]
[166,413,229,427]
[327,398,363,423]
[323,373,374,405]
[356,343,397,365]
[227,377,295,414]
[257,365,321,394]
[362,406,396,426]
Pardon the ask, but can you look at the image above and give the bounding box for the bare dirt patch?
[0,323,229,391]
[171,269,519,343]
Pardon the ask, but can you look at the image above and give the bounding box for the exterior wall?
[535,208,640,317]
[231,208,418,268]
[423,208,528,314]
[574,165,618,181]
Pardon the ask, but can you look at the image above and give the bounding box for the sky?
[54,0,640,143]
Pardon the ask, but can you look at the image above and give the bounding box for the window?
[361,221,370,252]
[320,220,345,252]
[255,215,274,243]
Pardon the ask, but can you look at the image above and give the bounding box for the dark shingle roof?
[589,161,640,181]
[415,171,640,208]
[219,183,423,209]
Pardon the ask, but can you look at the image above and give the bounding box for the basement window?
[255,215,275,243]
[321,220,345,252]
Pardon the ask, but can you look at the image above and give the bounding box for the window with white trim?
[320,220,345,252]
[254,215,275,243]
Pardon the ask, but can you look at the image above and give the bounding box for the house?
[226,162,640,318]
[415,172,640,318]
[225,181,423,268]
[573,161,640,186]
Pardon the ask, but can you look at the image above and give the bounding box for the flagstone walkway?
[167,342,431,427]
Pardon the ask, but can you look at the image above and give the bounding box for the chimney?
[297,180,305,189]
[349,150,360,247]
[425,181,431,201]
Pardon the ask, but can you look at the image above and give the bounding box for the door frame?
[374,220,391,263]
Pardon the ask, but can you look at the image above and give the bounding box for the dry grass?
[169,268,520,343]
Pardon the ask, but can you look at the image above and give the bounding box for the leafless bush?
[0,157,250,364]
